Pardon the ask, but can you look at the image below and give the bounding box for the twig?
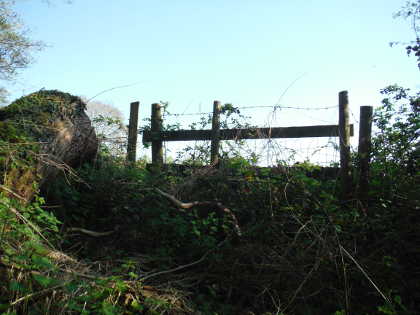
[86,83,140,104]
[1,256,104,281]
[339,245,392,305]
[155,188,242,236]
[67,227,114,237]
[138,241,229,282]
[283,256,321,312]
[139,254,208,282]
[11,284,68,306]
[274,72,308,109]
[64,269,103,280]
[0,184,27,201]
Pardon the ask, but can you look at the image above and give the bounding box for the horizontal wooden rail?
[143,124,354,142]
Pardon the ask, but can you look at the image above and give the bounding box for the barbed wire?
[163,104,339,117]
[243,105,338,110]
[164,111,212,117]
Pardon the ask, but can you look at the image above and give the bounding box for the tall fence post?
[126,101,139,164]
[211,100,221,165]
[358,105,373,206]
[151,103,163,170]
[339,90,352,202]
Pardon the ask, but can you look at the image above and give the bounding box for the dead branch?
[0,184,27,201]
[67,227,114,237]
[155,188,242,236]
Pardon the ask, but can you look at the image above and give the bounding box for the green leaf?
[31,255,54,269]
[131,300,144,311]
[114,280,127,292]
[101,301,119,315]
[0,303,11,311]
[128,272,138,279]
[32,274,54,287]
[64,282,79,293]
[9,281,25,292]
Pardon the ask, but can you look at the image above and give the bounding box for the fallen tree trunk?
[0,90,98,201]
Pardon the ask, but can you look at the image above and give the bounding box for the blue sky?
[5,0,420,163]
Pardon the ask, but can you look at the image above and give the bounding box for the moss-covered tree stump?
[0,90,98,201]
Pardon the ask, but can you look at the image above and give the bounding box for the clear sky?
[5,0,420,163]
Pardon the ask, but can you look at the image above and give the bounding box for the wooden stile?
[133,91,369,203]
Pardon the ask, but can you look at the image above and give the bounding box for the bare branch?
[155,188,242,236]
[86,83,140,104]
[67,227,114,237]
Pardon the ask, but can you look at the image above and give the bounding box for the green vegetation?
[0,85,418,314]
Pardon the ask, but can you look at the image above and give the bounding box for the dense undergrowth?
[0,85,419,314]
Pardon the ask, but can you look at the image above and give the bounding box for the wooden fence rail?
[143,124,354,142]
[126,91,373,204]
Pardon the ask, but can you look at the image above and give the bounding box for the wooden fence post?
[126,101,139,164]
[339,91,352,202]
[151,103,163,169]
[211,100,221,165]
[358,105,373,205]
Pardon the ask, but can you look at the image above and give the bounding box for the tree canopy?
[0,1,44,103]
[393,0,420,70]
